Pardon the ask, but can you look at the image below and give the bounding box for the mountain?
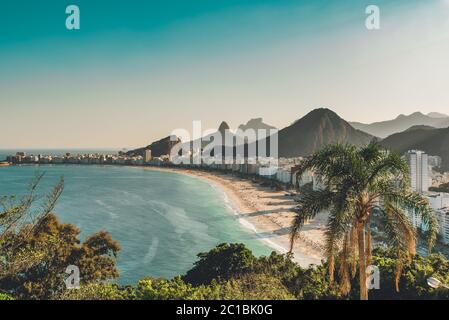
[217,121,230,134]
[236,118,277,145]
[126,135,180,158]
[188,119,275,150]
[428,112,449,119]
[277,108,375,158]
[350,112,449,138]
[404,125,436,132]
[380,127,449,170]
[178,110,374,159]
[196,121,234,148]
[238,118,276,132]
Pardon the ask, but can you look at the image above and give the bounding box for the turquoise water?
[0,164,271,284]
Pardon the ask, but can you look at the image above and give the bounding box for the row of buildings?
[5,150,168,167]
[169,155,318,187]
[5,151,318,188]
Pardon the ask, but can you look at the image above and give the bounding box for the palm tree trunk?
[358,224,368,300]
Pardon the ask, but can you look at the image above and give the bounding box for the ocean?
[0,159,272,285]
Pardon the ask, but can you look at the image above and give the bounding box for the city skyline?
[2,0,449,148]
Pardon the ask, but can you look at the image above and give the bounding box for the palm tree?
[290,143,438,300]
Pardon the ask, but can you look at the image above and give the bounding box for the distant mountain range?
[179,118,276,151]
[203,109,375,159]
[350,112,449,138]
[129,108,449,170]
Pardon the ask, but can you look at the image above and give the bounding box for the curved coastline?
[2,163,325,267]
[0,164,277,282]
[143,166,325,268]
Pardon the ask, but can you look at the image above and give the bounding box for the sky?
[1,0,449,149]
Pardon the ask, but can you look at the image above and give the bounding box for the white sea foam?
[94,199,118,218]
[209,183,289,254]
[144,236,159,265]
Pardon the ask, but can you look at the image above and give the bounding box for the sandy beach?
[145,167,327,268]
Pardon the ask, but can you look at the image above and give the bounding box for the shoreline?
[144,166,326,268]
[3,163,327,267]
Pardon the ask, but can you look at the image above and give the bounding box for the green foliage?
[217,273,295,300]
[0,292,13,300]
[0,214,120,299]
[136,274,294,300]
[56,283,134,300]
[367,248,449,300]
[179,243,449,300]
[5,239,449,300]
[0,174,64,280]
[183,243,255,286]
[137,277,213,300]
[0,176,120,300]
[181,244,338,300]
[136,247,298,300]
[249,251,341,299]
[291,143,438,299]
[295,263,343,300]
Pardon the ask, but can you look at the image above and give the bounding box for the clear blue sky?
[1,0,449,148]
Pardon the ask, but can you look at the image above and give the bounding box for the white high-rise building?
[144,149,152,163]
[435,209,449,245]
[428,155,442,169]
[406,150,429,193]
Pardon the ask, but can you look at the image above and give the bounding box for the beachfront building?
[67,156,80,164]
[409,192,449,244]
[144,149,152,163]
[436,208,449,245]
[428,155,442,169]
[148,157,164,166]
[52,156,64,164]
[428,193,449,244]
[428,192,449,210]
[247,164,258,175]
[276,168,292,185]
[39,156,52,164]
[290,163,314,188]
[406,150,429,194]
[24,155,39,163]
[258,165,277,178]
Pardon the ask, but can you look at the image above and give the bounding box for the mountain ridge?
[380,126,449,170]
[277,108,376,158]
[350,112,449,138]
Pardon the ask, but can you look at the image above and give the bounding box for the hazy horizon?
[0,108,447,150]
[2,0,449,148]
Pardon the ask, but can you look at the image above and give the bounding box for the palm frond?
[289,189,334,252]
[382,191,438,252]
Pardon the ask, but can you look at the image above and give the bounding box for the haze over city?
[1,0,449,148]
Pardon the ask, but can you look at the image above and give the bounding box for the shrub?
[55,283,134,300]
[183,243,255,286]
[136,277,212,300]
[0,293,14,300]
